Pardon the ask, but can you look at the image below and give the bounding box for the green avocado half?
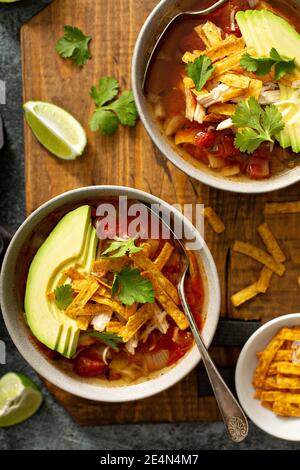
[236,9,300,152]
[24,205,98,358]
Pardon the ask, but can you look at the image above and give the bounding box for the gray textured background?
[0,0,298,450]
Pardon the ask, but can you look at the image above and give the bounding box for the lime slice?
[0,372,43,427]
[23,101,87,160]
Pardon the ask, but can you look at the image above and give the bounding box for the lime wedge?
[23,101,87,160]
[0,372,43,427]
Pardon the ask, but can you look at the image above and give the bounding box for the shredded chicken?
[216,118,234,131]
[140,308,169,343]
[91,312,113,331]
[125,335,139,355]
[197,84,229,107]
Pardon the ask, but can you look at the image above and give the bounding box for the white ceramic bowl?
[0,185,221,402]
[236,313,300,441]
[132,0,300,194]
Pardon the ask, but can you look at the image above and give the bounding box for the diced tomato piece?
[173,330,194,349]
[74,347,107,378]
[162,89,185,117]
[195,130,218,148]
[168,347,186,366]
[247,156,270,180]
[182,143,209,164]
[179,31,205,53]
[222,134,240,158]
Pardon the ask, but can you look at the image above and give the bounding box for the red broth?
[146,0,300,181]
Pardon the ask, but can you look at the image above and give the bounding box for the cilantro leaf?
[240,48,296,80]
[107,91,139,127]
[55,26,92,66]
[89,78,139,136]
[186,55,214,92]
[102,239,142,258]
[111,272,118,298]
[54,284,74,310]
[87,331,123,351]
[232,98,285,154]
[90,77,119,107]
[89,108,119,135]
[112,267,155,306]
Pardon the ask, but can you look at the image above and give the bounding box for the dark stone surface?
[0,0,298,450]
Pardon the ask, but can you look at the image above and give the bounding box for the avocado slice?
[236,9,300,152]
[24,205,97,358]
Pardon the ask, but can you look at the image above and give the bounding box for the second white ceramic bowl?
[236,313,300,441]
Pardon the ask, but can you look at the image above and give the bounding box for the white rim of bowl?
[0,185,221,402]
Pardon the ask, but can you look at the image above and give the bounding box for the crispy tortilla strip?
[262,377,281,390]
[204,207,225,234]
[106,321,124,335]
[231,282,260,307]
[253,330,286,388]
[261,401,274,411]
[278,328,300,342]
[71,279,107,297]
[274,350,292,362]
[271,375,300,389]
[64,268,85,280]
[66,278,99,316]
[183,76,195,89]
[68,303,113,317]
[203,113,224,122]
[219,73,250,89]
[257,266,273,294]
[280,72,300,87]
[261,391,300,404]
[141,239,160,258]
[254,388,263,399]
[182,51,199,64]
[221,87,245,103]
[92,257,129,277]
[242,78,263,99]
[146,271,188,330]
[276,363,300,376]
[76,317,90,330]
[121,303,155,342]
[208,103,236,116]
[194,24,211,48]
[213,47,255,77]
[154,242,174,271]
[273,402,300,417]
[198,34,245,63]
[257,222,286,264]
[124,303,138,318]
[264,201,300,214]
[47,292,55,301]
[187,251,200,283]
[131,252,180,305]
[201,21,222,46]
[92,295,128,319]
[233,241,286,276]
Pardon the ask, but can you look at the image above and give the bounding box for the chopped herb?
[232,97,285,154]
[87,331,123,351]
[89,77,139,136]
[55,26,92,66]
[240,48,296,80]
[112,266,155,306]
[54,284,74,310]
[186,55,215,92]
[101,239,142,258]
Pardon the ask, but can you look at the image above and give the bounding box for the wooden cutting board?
[21,0,300,424]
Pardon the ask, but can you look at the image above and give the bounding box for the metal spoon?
[142,0,229,91]
[142,203,248,443]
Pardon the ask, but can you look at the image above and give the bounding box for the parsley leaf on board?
[186,55,215,92]
[90,77,119,107]
[232,97,285,154]
[54,284,74,310]
[112,267,155,306]
[87,331,124,351]
[55,26,92,66]
[240,48,296,80]
[101,239,142,258]
[89,77,139,136]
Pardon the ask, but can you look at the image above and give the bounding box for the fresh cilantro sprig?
[55,26,92,66]
[232,97,285,154]
[54,284,74,310]
[89,77,139,136]
[87,331,123,351]
[102,239,142,258]
[240,48,296,80]
[112,267,155,306]
[186,55,215,92]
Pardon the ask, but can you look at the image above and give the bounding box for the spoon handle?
[185,0,229,16]
[179,273,248,443]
